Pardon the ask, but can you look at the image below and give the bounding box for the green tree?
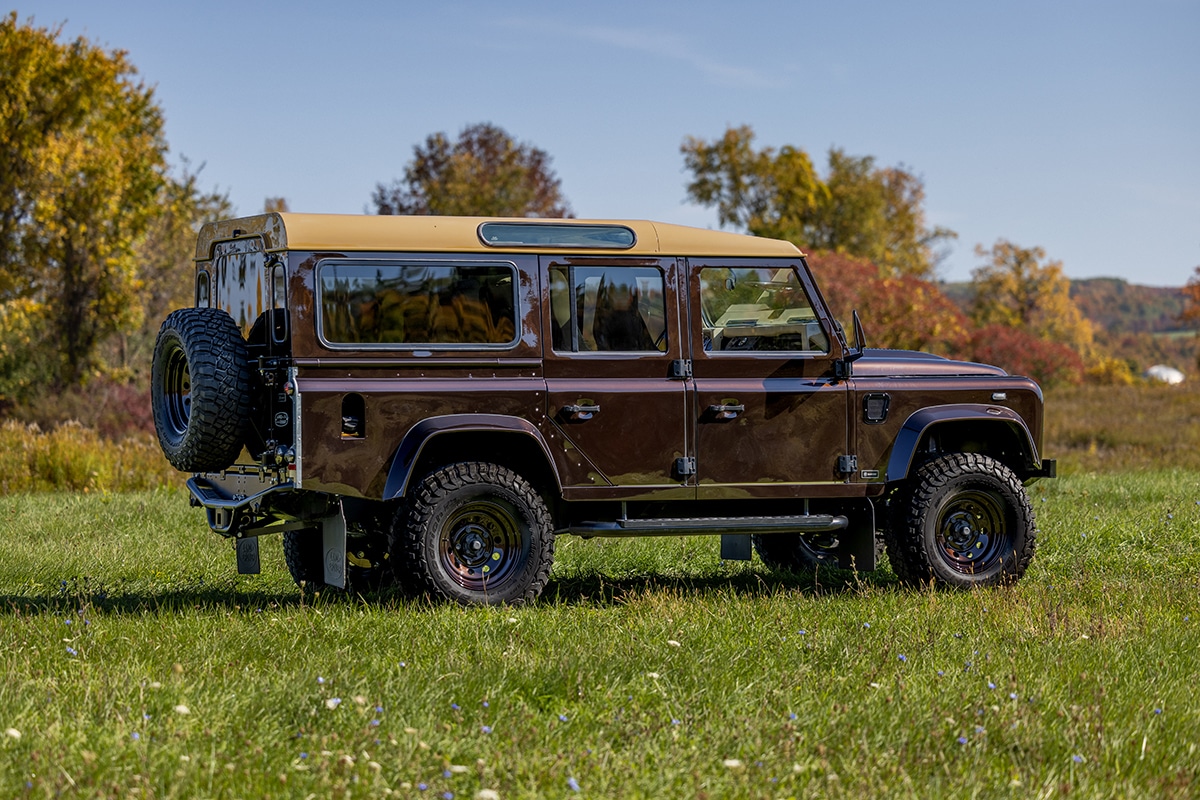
[103,163,231,380]
[682,126,955,278]
[373,123,572,218]
[0,13,167,388]
[970,241,1093,355]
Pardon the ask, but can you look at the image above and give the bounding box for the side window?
[318,261,517,347]
[195,270,211,308]
[549,265,666,353]
[699,266,829,353]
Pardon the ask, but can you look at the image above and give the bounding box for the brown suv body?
[152,213,1053,603]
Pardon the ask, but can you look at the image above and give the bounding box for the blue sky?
[14,0,1200,285]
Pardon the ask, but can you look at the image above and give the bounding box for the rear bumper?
[187,475,295,536]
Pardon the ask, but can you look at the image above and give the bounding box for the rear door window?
[548,265,667,352]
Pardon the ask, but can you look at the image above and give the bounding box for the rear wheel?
[392,462,554,605]
[885,453,1035,588]
[282,522,392,595]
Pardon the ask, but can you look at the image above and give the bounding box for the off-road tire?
[282,526,392,596]
[151,307,251,472]
[282,529,328,593]
[752,532,840,572]
[885,453,1035,588]
[393,462,554,605]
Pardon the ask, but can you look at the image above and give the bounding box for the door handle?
[562,403,601,421]
[707,403,745,420]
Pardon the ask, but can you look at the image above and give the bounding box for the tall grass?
[0,475,1197,798]
[1044,384,1200,473]
[0,420,179,493]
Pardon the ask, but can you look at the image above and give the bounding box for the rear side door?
[542,256,692,499]
[686,258,852,498]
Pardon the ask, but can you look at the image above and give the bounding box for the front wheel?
[392,462,554,605]
[886,453,1036,588]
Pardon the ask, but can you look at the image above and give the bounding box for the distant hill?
[940,277,1189,335]
[940,277,1197,376]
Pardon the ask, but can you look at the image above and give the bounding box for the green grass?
[0,475,1199,798]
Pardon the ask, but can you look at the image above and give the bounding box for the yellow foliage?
[971,241,1094,356]
[1084,356,1136,386]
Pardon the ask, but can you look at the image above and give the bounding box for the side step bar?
[561,514,848,539]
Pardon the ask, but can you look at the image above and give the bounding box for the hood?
[851,349,1007,378]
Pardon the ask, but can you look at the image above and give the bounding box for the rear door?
[686,258,852,498]
[542,256,692,499]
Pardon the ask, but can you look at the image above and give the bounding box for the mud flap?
[322,504,347,589]
[720,534,752,561]
[837,499,877,571]
[236,537,260,574]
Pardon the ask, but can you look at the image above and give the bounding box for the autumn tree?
[969,241,1093,355]
[103,163,231,380]
[681,126,955,278]
[373,123,572,218]
[0,13,167,389]
[807,250,970,355]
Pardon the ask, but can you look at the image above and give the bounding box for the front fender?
[382,413,560,500]
[886,404,1040,482]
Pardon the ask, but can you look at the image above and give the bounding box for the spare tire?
[151,307,252,472]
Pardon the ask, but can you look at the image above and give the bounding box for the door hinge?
[674,457,696,478]
[837,454,858,475]
[669,359,692,379]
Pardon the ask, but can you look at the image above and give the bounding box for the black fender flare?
[382,414,562,500]
[885,404,1040,482]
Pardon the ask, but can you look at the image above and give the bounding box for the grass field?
[0,471,1198,799]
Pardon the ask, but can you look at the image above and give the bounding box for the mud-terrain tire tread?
[282,530,326,591]
[884,452,1036,588]
[151,307,251,472]
[395,462,554,605]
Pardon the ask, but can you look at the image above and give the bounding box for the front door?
[687,258,851,499]
[542,256,691,499]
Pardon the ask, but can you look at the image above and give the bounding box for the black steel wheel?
[752,531,841,571]
[394,462,554,605]
[151,308,251,472]
[885,452,1036,588]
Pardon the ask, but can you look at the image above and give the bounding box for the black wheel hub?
[439,500,528,591]
[936,490,1007,573]
[162,345,192,439]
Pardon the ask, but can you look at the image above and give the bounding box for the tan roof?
[195,213,804,260]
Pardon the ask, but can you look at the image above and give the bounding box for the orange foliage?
[806,250,970,355]
[968,324,1084,387]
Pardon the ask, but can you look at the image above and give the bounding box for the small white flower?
[173,704,191,715]
[4,728,20,740]
[448,764,469,774]
[476,790,501,800]
[647,672,660,679]
[325,697,342,710]
[667,640,681,647]
[722,758,744,769]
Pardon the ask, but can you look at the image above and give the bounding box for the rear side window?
[549,265,666,352]
[319,261,517,347]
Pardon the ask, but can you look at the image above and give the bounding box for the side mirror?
[835,310,866,379]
